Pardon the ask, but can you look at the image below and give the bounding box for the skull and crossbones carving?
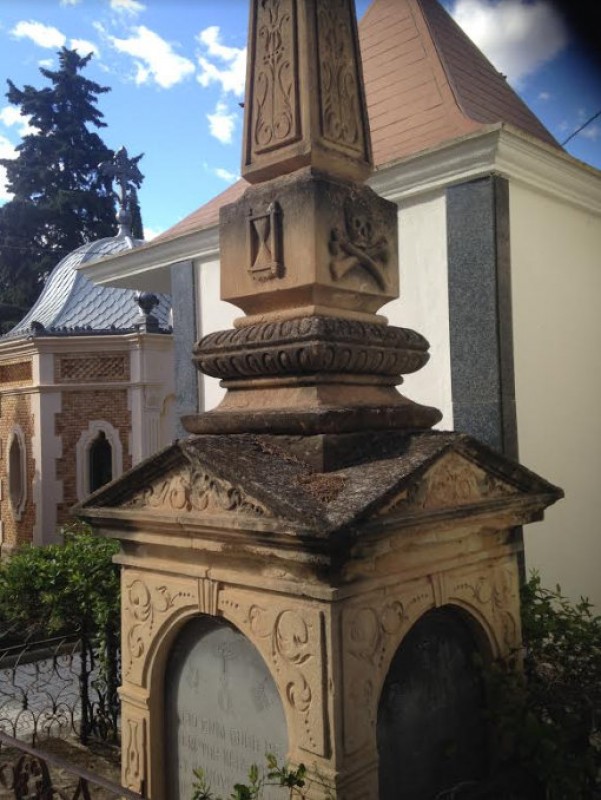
[329,199,390,290]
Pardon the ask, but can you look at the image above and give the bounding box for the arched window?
[88,430,113,493]
[76,421,123,501]
[7,425,27,520]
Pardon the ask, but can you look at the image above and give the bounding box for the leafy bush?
[471,574,601,799]
[192,755,307,800]
[0,522,120,640]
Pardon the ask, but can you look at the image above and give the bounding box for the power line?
[561,109,601,146]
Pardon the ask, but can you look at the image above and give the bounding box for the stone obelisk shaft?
[242,0,372,184]
[184,0,441,435]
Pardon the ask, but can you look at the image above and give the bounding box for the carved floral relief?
[251,0,300,155]
[342,582,433,754]
[447,560,521,656]
[124,465,270,517]
[379,452,516,516]
[316,0,366,156]
[122,714,146,793]
[219,588,327,756]
[123,572,199,686]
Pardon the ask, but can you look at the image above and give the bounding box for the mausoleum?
[0,156,174,552]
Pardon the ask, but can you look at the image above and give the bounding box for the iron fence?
[0,632,120,747]
[0,730,142,800]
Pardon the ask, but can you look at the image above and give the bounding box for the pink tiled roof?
[154,0,559,245]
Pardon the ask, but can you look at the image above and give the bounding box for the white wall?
[510,183,601,608]
[196,259,237,411]
[382,190,453,428]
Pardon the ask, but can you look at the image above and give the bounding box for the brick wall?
[55,389,132,524]
[0,391,36,551]
[55,354,129,383]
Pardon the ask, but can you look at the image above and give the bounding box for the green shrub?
[472,574,601,799]
[192,755,307,800]
[0,522,120,640]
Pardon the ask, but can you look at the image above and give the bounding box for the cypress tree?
[0,48,117,315]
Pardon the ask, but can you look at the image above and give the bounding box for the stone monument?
[77,1,562,798]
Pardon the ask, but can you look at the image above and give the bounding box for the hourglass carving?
[247,201,282,280]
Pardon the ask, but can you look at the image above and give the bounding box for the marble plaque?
[166,617,288,800]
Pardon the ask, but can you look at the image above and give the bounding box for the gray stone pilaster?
[170,261,199,439]
[446,176,517,460]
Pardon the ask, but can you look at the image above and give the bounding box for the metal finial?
[99,146,144,237]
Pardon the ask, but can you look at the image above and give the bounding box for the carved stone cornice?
[194,316,429,381]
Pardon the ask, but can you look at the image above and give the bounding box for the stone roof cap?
[3,235,172,340]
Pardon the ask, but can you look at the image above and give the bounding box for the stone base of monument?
[77,430,561,800]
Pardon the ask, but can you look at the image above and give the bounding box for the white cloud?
[0,106,38,138]
[11,20,66,49]
[203,161,239,182]
[110,0,146,16]
[109,26,195,89]
[197,26,246,97]
[70,38,100,57]
[207,101,237,144]
[538,91,551,101]
[142,226,162,241]
[60,0,82,6]
[0,134,16,203]
[38,58,54,68]
[214,167,238,182]
[450,0,568,84]
[580,125,600,141]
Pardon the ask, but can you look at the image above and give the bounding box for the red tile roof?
[154,0,559,245]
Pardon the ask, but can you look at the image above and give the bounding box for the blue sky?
[0,0,599,240]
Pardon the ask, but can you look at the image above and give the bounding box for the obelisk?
[184,0,441,437]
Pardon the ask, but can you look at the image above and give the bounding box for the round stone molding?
[193,316,430,381]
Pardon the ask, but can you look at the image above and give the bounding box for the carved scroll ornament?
[220,589,326,756]
[342,583,433,754]
[124,465,270,517]
[123,574,198,685]
[316,0,366,155]
[252,0,299,155]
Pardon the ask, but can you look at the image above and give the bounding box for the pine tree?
[0,48,117,315]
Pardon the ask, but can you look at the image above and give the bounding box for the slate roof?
[3,236,172,340]
[151,0,560,245]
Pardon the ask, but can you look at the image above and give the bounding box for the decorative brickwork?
[55,389,132,523]
[0,392,36,550]
[0,361,33,386]
[55,354,129,384]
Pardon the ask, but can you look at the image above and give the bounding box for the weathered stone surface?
[77,430,562,543]
[243,0,372,184]
[220,171,398,317]
[78,427,561,800]
[194,316,429,380]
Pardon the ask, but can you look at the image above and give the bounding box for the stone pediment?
[123,464,271,518]
[374,451,517,517]
[76,431,562,537]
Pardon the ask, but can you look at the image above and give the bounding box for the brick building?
[0,233,174,554]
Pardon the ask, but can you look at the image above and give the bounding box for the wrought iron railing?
[0,632,120,747]
[0,730,143,800]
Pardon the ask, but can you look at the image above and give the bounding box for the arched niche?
[7,425,27,520]
[76,421,123,500]
[377,606,489,800]
[165,615,289,800]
